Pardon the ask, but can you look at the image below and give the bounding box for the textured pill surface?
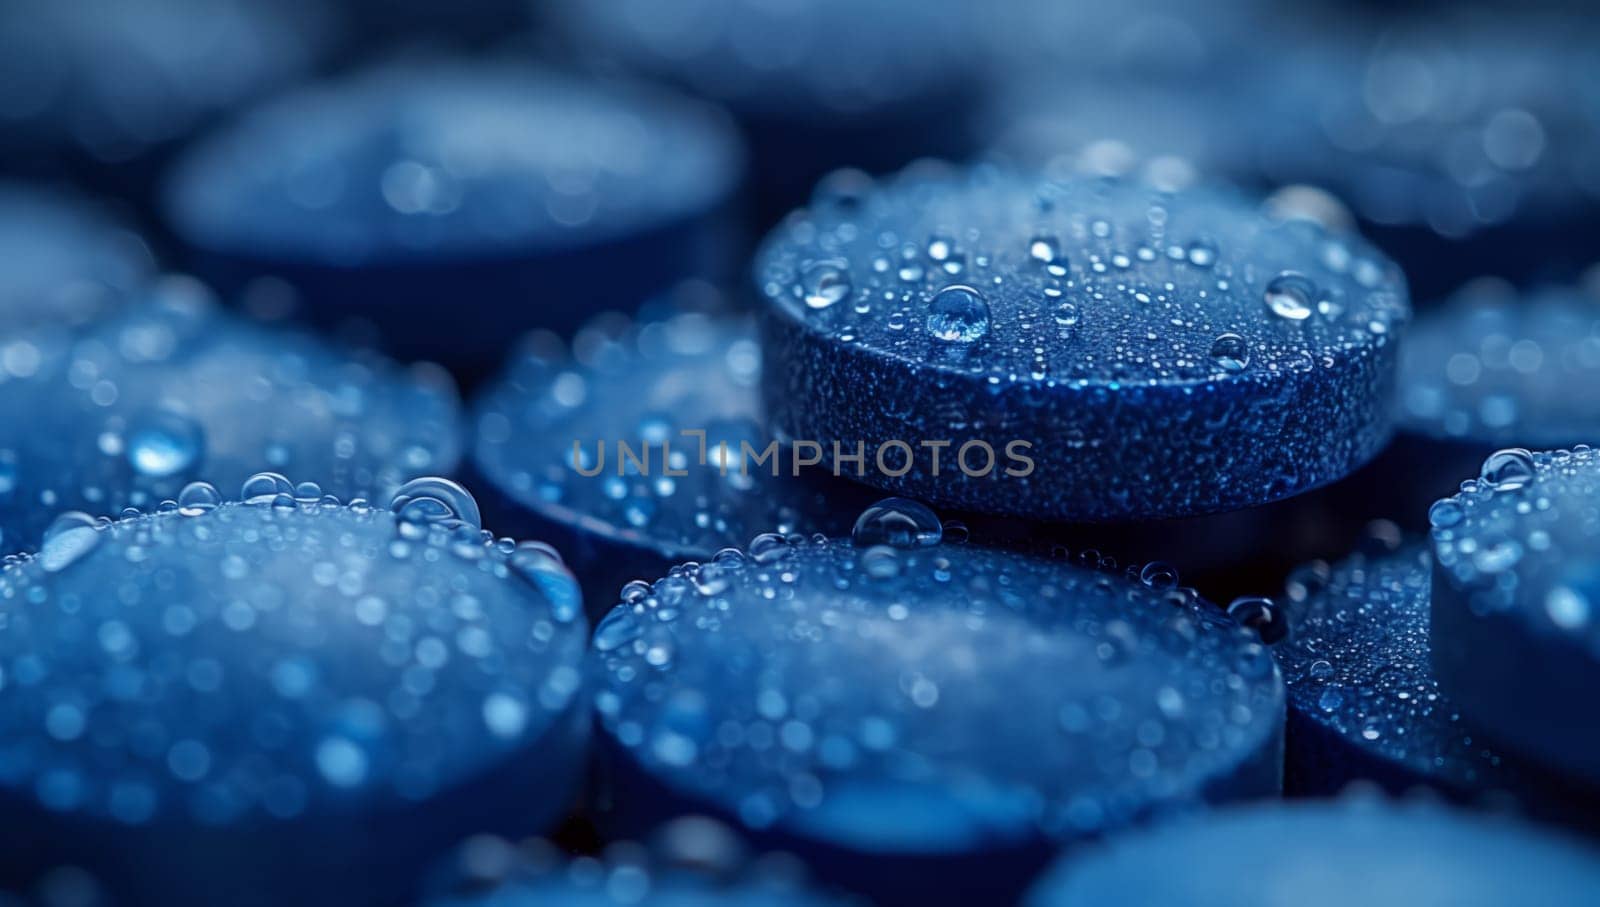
[0,280,459,555]
[472,306,871,614]
[1276,540,1521,798]
[1024,799,1600,907]
[757,165,1409,521]
[1431,447,1600,787]
[0,183,152,335]
[0,479,587,905]
[592,521,1284,903]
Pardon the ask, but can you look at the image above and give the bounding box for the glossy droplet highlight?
[1479,448,1536,491]
[390,476,483,532]
[1228,596,1286,644]
[38,511,102,573]
[801,260,851,310]
[126,410,203,478]
[177,481,222,516]
[1263,272,1316,321]
[851,498,942,549]
[1209,333,1250,372]
[926,285,990,343]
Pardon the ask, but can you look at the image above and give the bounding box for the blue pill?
[0,478,587,906]
[1024,799,1600,907]
[756,165,1409,521]
[1275,538,1541,801]
[0,279,460,555]
[163,62,744,370]
[1431,446,1600,789]
[470,303,875,618]
[0,183,152,335]
[424,823,854,907]
[593,520,1284,904]
[0,0,330,165]
[543,0,982,216]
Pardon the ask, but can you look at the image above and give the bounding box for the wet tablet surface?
[163,62,742,366]
[592,514,1284,904]
[756,166,1409,521]
[0,184,153,335]
[0,279,460,555]
[1431,447,1600,787]
[1024,800,1600,907]
[0,478,587,906]
[1398,282,1600,448]
[1275,539,1520,798]
[471,305,871,614]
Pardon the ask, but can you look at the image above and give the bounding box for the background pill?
[470,298,874,618]
[592,521,1284,905]
[162,61,744,376]
[1024,799,1600,907]
[0,478,588,906]
[756,165,1409,521]
[0,278,460,555]
[0,183,153,336]
[1431,447,1600,789]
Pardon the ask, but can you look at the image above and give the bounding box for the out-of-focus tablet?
[0,277,460,555]
[0,478,587,907]
[541,0,982,218]
[1431,447,1600,789]
[163,62,744,371]
[592,507,1284,905]
[1024,799,1600,907]
[0,183,152,335]
[756,165,1409,521]
[470,301,875,618]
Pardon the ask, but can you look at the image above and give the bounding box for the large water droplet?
[851,498,942,549]
[1209,333,1250,372]
[1479,448,1536,491]
[800,260,851,310]
[509,541,581,623]
[126,410,202,478]
[1029,234,1061,264]
[177,481,222,516]
[1227,596,1286,644]
[1264,272,1316,321]
[39,511,102,573]
[241,472,295,503]
[389,476,483,532]
[926,285,991,343]
[1427,499,1464,530]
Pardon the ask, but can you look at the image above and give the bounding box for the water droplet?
[800,260,851,310]
[926,285,990,343]
[1427,499,1464,530]
[1264,272,1316,321]
[851,498,942,549]
[861,545,902,579]
[509,542,581,623]
[1227,596,1286,644]
[39,511,102,573]
[1479,448,1535,491]
[1139,561,1179,590]
[241,472,294,504]
[177,482,221,516]
[390,476,482,532]
[1209,333,1250,372]
[1053,302,1080,326]
[1029,235,1061,264]
[126,411,203,478]
[1186,240,1217,268]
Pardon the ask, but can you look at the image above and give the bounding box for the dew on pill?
[926,285,991,343]
[802,260,852,310]
[1263,272,1316,321]
[851,498,943,549]
[1478,447,1536,491]
[1208,333,1250,373]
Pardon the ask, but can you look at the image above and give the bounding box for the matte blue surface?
[0,481,588,906]
[756,166,1409,521]
[471,306,875,618]
[1025,800,1600,907]
[593,530,1284,904]
[0,183,152,336]
[163,61,744,369]
[1431,447,1600,788]
[0,282,461,555]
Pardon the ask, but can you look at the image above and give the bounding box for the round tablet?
[163,62,743,369]
[0,478,587,906]
[592,514,1284,904]
[542,0,982,217]
[0,0,330,164]
[470,304,874,617]
[755,165,1409,521]
[1024,799,1600,907]
[0,278,460,555]
[1276,539,1531,799]
[0,184,152,335]
[424,827,855,907]
[1431,446,1600,788]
